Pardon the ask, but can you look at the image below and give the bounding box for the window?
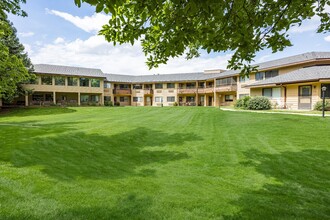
[255,72,265,81]
[199,82,205,88]
[80,95,89,103]
[45,94,53,101]
[90,95,99,102]
[32,94,43,101]
[104,96,111,101]
[119,96,129,102]
[216,77,236,86]
[41,76,52,85]
[155,83,163,89]
[91,79,100,87]
[321,84,330,98]
[80,78,89,87]
[262,88,272,98]
[118,84,130,89]
[68,77,78,86]
[144,84,152,89]
[133,97,143,102]
[186,96,195,102]
[167,96,175,102]
[167,83,175,89]
[265,70,279,79]
[262,87,281,98]
[55,76,65,86]
[239,75,249,83]
[104,82,111,88]
[239,94,249,98]
[299,86,312,97]
[186,83,196,88]
[155,96,163,102]
[225,95,234,101]
[133,84,142,89]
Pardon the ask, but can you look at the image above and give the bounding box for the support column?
[25,92,29,107]
[204,95,207,106]
[78,92,81,106]
[101,93,104,106]
[196,81,198,106]
[213,79,217,107]
[53,91,56,105]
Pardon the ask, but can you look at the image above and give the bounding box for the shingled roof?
[34,64,105,78]
[105,72,214,83]
[247,65,330,87]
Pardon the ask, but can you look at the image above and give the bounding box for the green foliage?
[0,0,27,16]
[173,102,178,106]
[234,96,251,109]
[114,101,120,106]
[314,99,330,111]
[0,10,34,102]
[247,96,272,110]
[104,100,113,106]
[75,0,330,75]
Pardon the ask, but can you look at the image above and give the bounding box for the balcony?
[113,89,131,95]
[144,89,153,95]
[178,87,197,94]
[214,84,237,92]
[197,86,214,94]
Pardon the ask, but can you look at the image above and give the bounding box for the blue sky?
[8,0,330,75]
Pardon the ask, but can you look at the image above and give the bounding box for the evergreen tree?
[0,8,34,102]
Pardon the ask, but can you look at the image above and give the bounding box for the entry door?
[298,85,312,110]
[208,96,213,106]
[145,96,152,106]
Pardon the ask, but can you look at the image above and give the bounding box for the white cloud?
[46,9,110,33]
[54,37,65,44]
[324,35,330,42]
[23,43,33,55]
[19,32,34,37]
[29,35,230,75]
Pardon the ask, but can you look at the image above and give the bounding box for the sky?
[7,0,330,75]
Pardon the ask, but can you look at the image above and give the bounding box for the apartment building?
[5,52,330,110]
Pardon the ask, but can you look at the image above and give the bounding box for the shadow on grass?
[224,149,330,219]
[0,122,198,180]
[0,107,76,117]
[55,193,157,220]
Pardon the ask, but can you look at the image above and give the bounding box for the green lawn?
[0,107,329,219]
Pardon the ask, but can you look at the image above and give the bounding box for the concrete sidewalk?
[220,108,329,117]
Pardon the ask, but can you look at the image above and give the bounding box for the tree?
[0,7,33,102]
[75,0,330,75]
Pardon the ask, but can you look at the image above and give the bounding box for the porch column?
[196,81,198,106]
[78,92,81,106]
[213,79,216,107]
[204,95,207,107]
[53,91,56,105]
[25,92,29,107]
[101,94,104,105]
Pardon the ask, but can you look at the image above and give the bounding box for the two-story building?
[3,51,330,110]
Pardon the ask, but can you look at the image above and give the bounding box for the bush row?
[234,96,272,110]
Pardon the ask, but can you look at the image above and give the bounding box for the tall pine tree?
[0,8,34,103]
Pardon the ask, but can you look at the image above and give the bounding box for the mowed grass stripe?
[0,107,329,219]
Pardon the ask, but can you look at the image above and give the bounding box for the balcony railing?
[197,86,214,93]
[113,88,131,95]
[178,87,197,94]
[215,84,237,92]
[144,89,153,95]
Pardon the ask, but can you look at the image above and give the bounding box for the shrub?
[234,96,251,109]
[247,96,272,110]
[173,102,178,106]
[104,101,113,106]
[314,99,330,111]
[114,102,120,106]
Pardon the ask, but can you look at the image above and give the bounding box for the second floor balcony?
[113,88,131,95]
[197,86,214,94]
[178,87,197,94]
[144,89,153,95]
[214,83,237,92]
